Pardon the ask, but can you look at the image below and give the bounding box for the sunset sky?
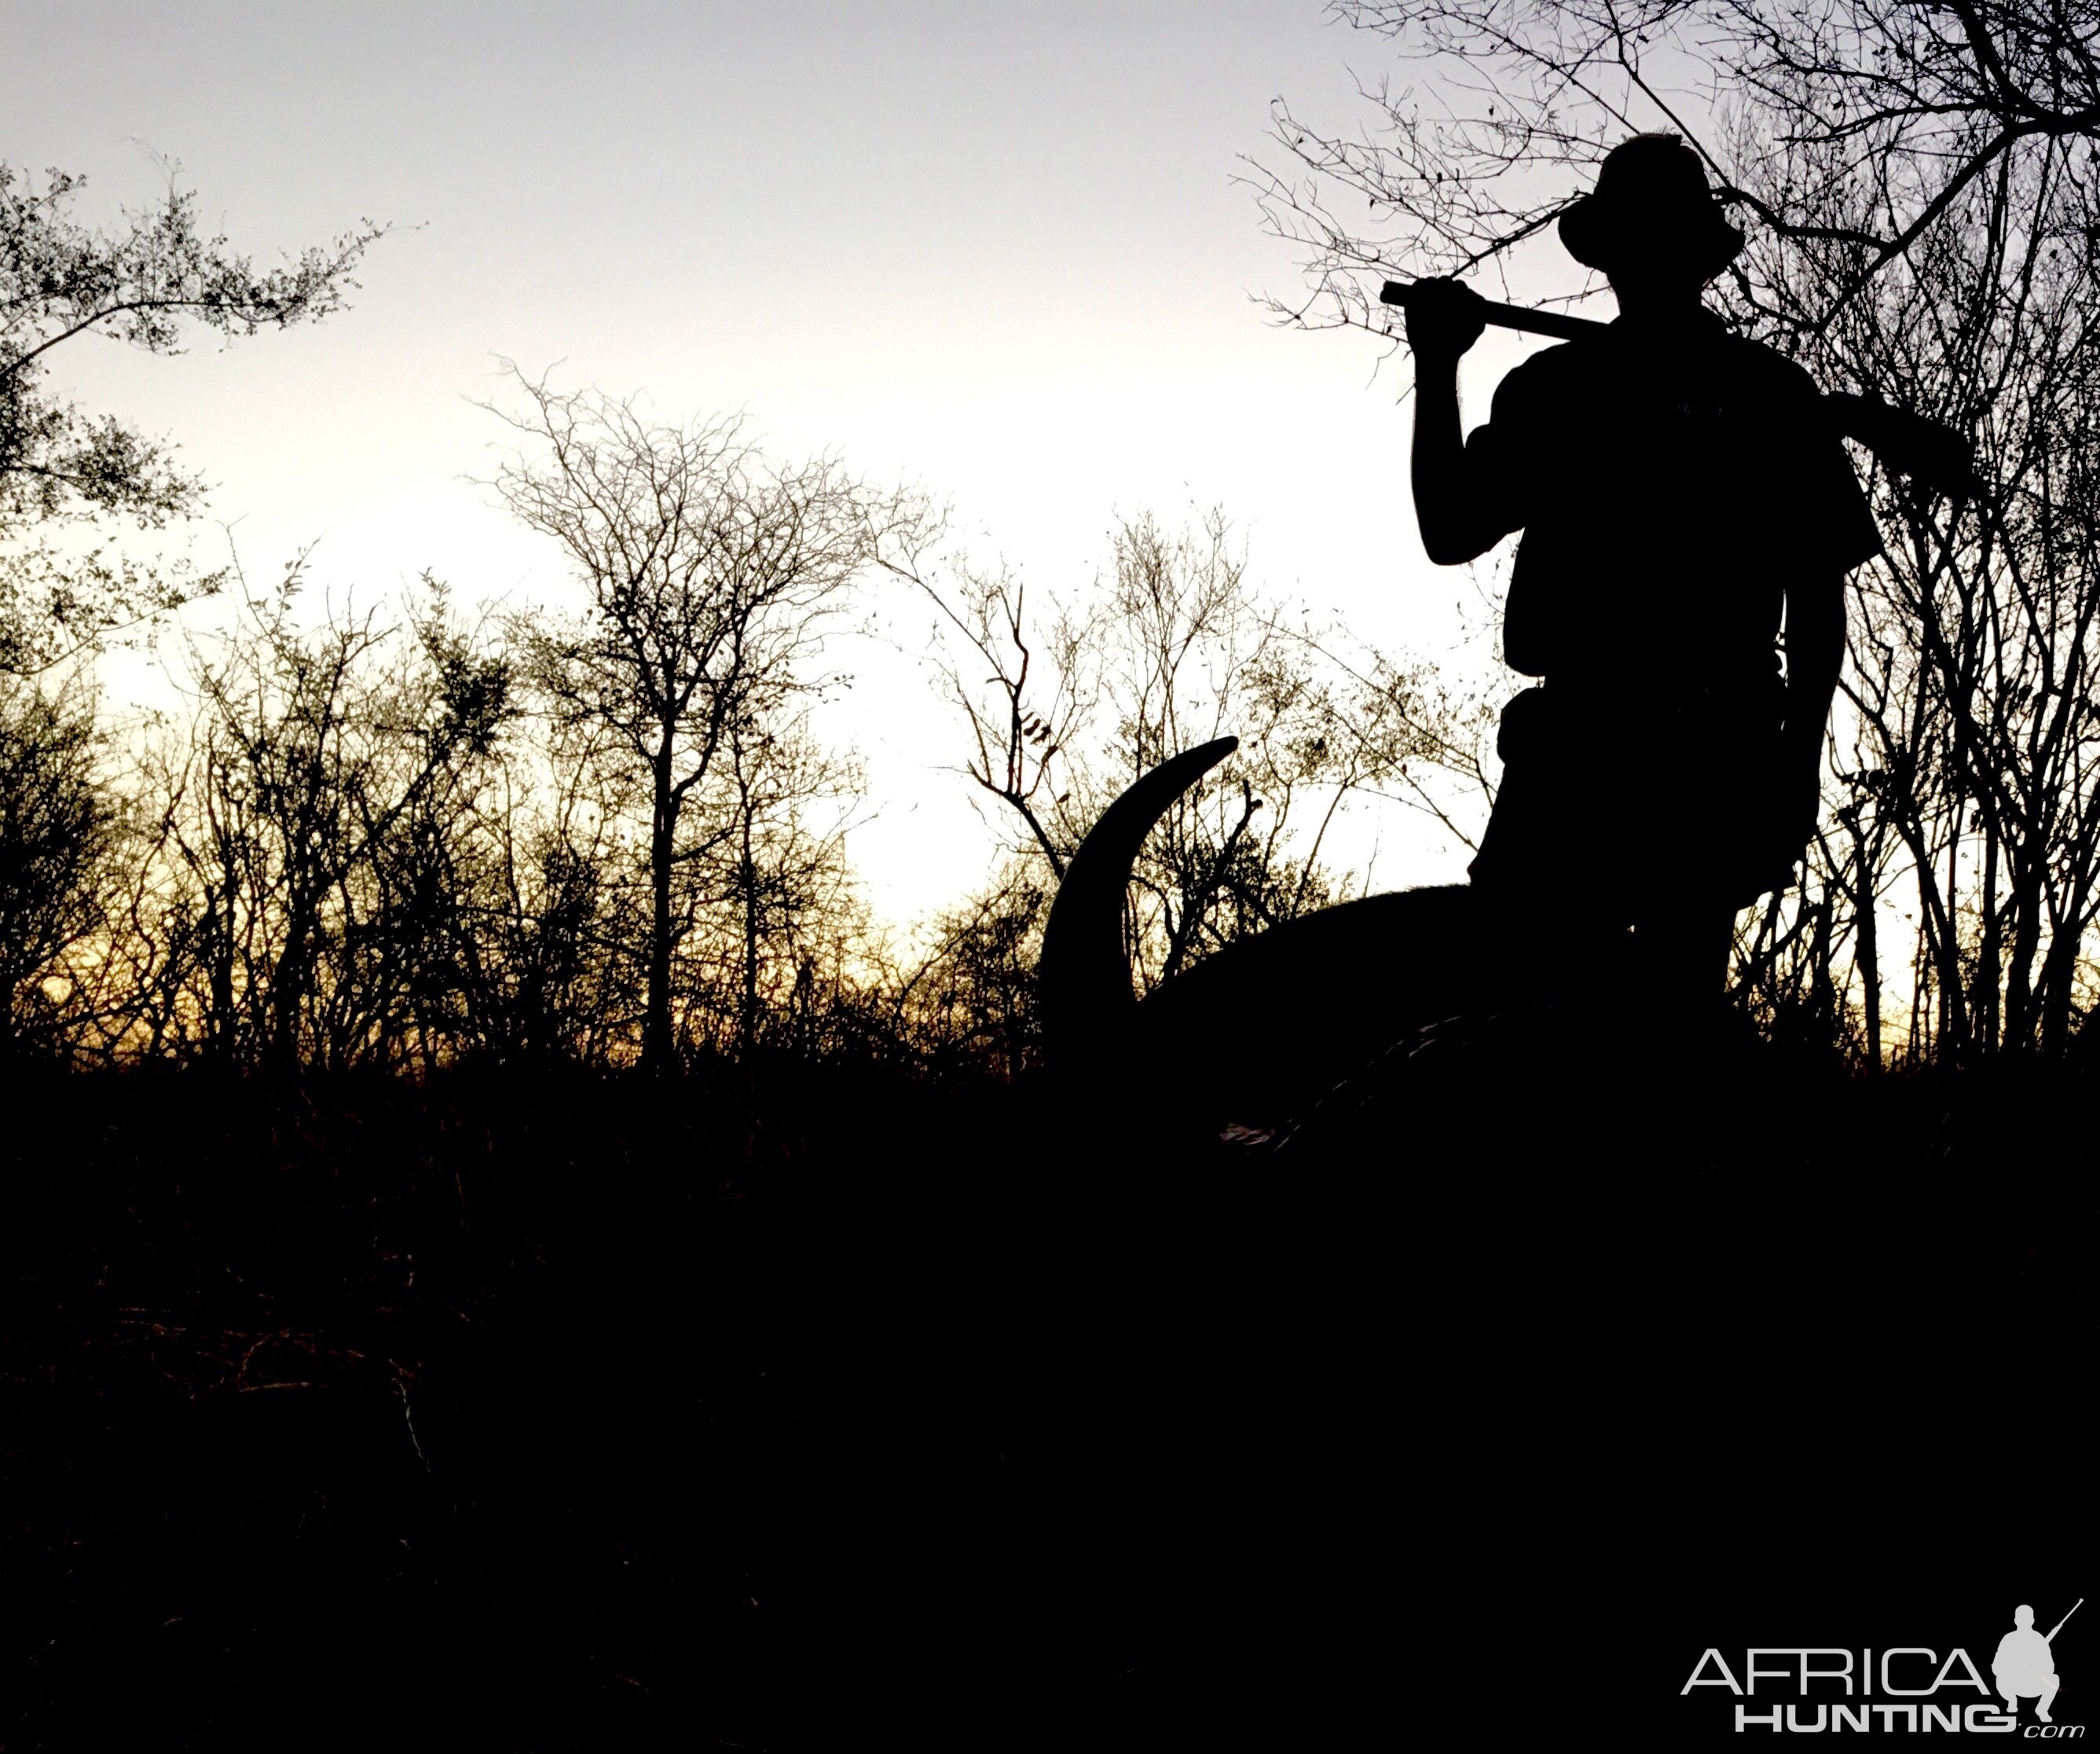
[2,0,1573,924]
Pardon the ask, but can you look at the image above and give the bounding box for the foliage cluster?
[2,160,383,675]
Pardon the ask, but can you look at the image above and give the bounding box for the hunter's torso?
[1461,309,1881,688]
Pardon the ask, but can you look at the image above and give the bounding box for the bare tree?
[882,551,1098,880]
[0,160,387,1061]
[700,712,867,1055]
[483,365,929,1070]
[1249,2,2100,338]
[1812,149,2100,1058]
[898,506,1473,998]
[449,716,647,1066]
[145,564,508,1070]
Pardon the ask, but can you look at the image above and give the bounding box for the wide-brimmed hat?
[1558,134,1745,280]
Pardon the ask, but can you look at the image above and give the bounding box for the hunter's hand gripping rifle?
[1380,279,1980,500]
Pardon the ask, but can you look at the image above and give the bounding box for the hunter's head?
[1559,133,1744,312]
[2016,1605,2036,1630]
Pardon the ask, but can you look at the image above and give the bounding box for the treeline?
[18,61,2100,1081]
[1,492,1479,1078]
[13,387,2100,1077]
[2,167,1495,1080]
[5,563,995,1073]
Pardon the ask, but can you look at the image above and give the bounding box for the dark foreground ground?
[2,1036,2092,1749]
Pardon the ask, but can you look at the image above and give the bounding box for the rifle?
[1379,278,1980,500]
[2047,1599,2084,1643]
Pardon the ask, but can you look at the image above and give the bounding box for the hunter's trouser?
[1468,679,1779,1002]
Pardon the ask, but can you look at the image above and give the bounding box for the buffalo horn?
[1039,736,1239,1068]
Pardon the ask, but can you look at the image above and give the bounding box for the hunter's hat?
[1558,134,1745,280]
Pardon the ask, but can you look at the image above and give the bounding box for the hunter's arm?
[1780,567,1846,842]
[1405,281,1504,567]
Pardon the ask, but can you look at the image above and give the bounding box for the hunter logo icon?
[1679,1596,2085,1734]
[1999,1600,2081,1724]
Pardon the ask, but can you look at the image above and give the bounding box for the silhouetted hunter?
[1036,137,1888,1126]
[1406,134,1881,1003]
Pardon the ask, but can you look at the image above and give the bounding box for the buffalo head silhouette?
[1038,736,1499,1137]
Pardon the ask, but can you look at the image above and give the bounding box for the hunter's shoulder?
[1713,328,1823,402]
[1485,336,1598,418]
[1501,333,1600,386]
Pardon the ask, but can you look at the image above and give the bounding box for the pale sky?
[2,0,1563,925]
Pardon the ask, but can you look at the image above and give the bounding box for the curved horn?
[1039,736,1239,1067]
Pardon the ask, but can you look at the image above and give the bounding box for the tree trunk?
[1937,812,1966,1059]
[208,870,238,1062]
[1976,823,2001,1053]
[643,739,676,1073]
[2003,852,2047,1051]
[2038,923,2079,1056]
[2036,865,2093,1056]
[1850,816,1882,1070]
[739,828,760,1055]
[1807,886,1835,1045]
[271,892,313,1073]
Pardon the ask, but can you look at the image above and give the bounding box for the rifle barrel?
[1376,278,1978,498]
[2047,1598,2084,1642]
[1379,279,1605,343]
